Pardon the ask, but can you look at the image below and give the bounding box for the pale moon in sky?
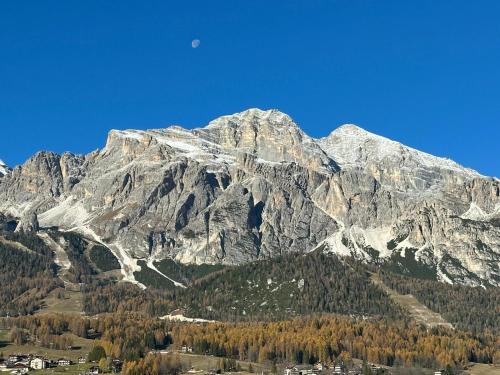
[191,39,200,48]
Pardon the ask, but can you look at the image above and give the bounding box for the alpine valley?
[2,109,500,374]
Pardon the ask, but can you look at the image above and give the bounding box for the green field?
[36,287,84,316]
[34,363,94,374]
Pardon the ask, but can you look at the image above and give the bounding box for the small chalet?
[348,367,362,375]
[7,355,29,365]
[313,362,325,372]
[285,364,315,375]
[78,357,87,364]
[30,357,48,370]
[58,358,72,366]
[11,363,30,374]
[7,355,20,363]
[333,364,346,374]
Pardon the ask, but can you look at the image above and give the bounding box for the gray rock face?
[15,211,39,233]
[0,108,498,286]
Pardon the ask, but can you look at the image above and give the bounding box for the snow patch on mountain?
[146,258,186,288]
[65,224,147,290]
[160,313,215,323]
[436,267,454,285]
[0,159,9,176]
[395,237,417,251]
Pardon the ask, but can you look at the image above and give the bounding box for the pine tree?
[88,345,107,362]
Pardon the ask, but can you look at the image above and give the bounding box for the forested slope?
[169,252,404,321]
[0,231,60,315]
[379,271,500,334]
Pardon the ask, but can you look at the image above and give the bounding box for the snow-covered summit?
[107,109,484,182]
[319,123,481,178]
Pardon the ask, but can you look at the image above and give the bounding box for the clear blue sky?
[1,1,499,176]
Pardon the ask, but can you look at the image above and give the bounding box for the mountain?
[0,108,498,287]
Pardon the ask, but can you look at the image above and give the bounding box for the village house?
[181,345,193,353]
[30,357,48,370]
[333,364,346,374]
[285,364,315,375]
[78,356,87,364]
[7,355,19,363]
[10,363,29,374]
[80,366,103,375]
[313,362,325,372]
[57,358,72,366]
[7,355,29,365]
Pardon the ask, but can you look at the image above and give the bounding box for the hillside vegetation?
[169,252,405,321]
[378,270,500,334]
[0,231,60,315]
[0,222,498,339]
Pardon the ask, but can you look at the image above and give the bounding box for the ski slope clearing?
[371,273,453,329]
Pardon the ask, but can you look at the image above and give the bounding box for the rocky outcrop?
[15,211,39,233]
[0,108,498,286]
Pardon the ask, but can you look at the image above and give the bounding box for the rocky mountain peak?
[199,108,335,169]
[202,108,304,148]
[101,109,337,172]
[206,108,298,130]
[320,123,480,182]
[328,123,371,137]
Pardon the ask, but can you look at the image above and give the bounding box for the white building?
[333,364,345,374]
[285,365,315,375]
[30,357,48,370]
[57,358,71,366]
[11,363,29,374]
[313,362,324,371]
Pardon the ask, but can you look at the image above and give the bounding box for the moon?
[191,39,200,48]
